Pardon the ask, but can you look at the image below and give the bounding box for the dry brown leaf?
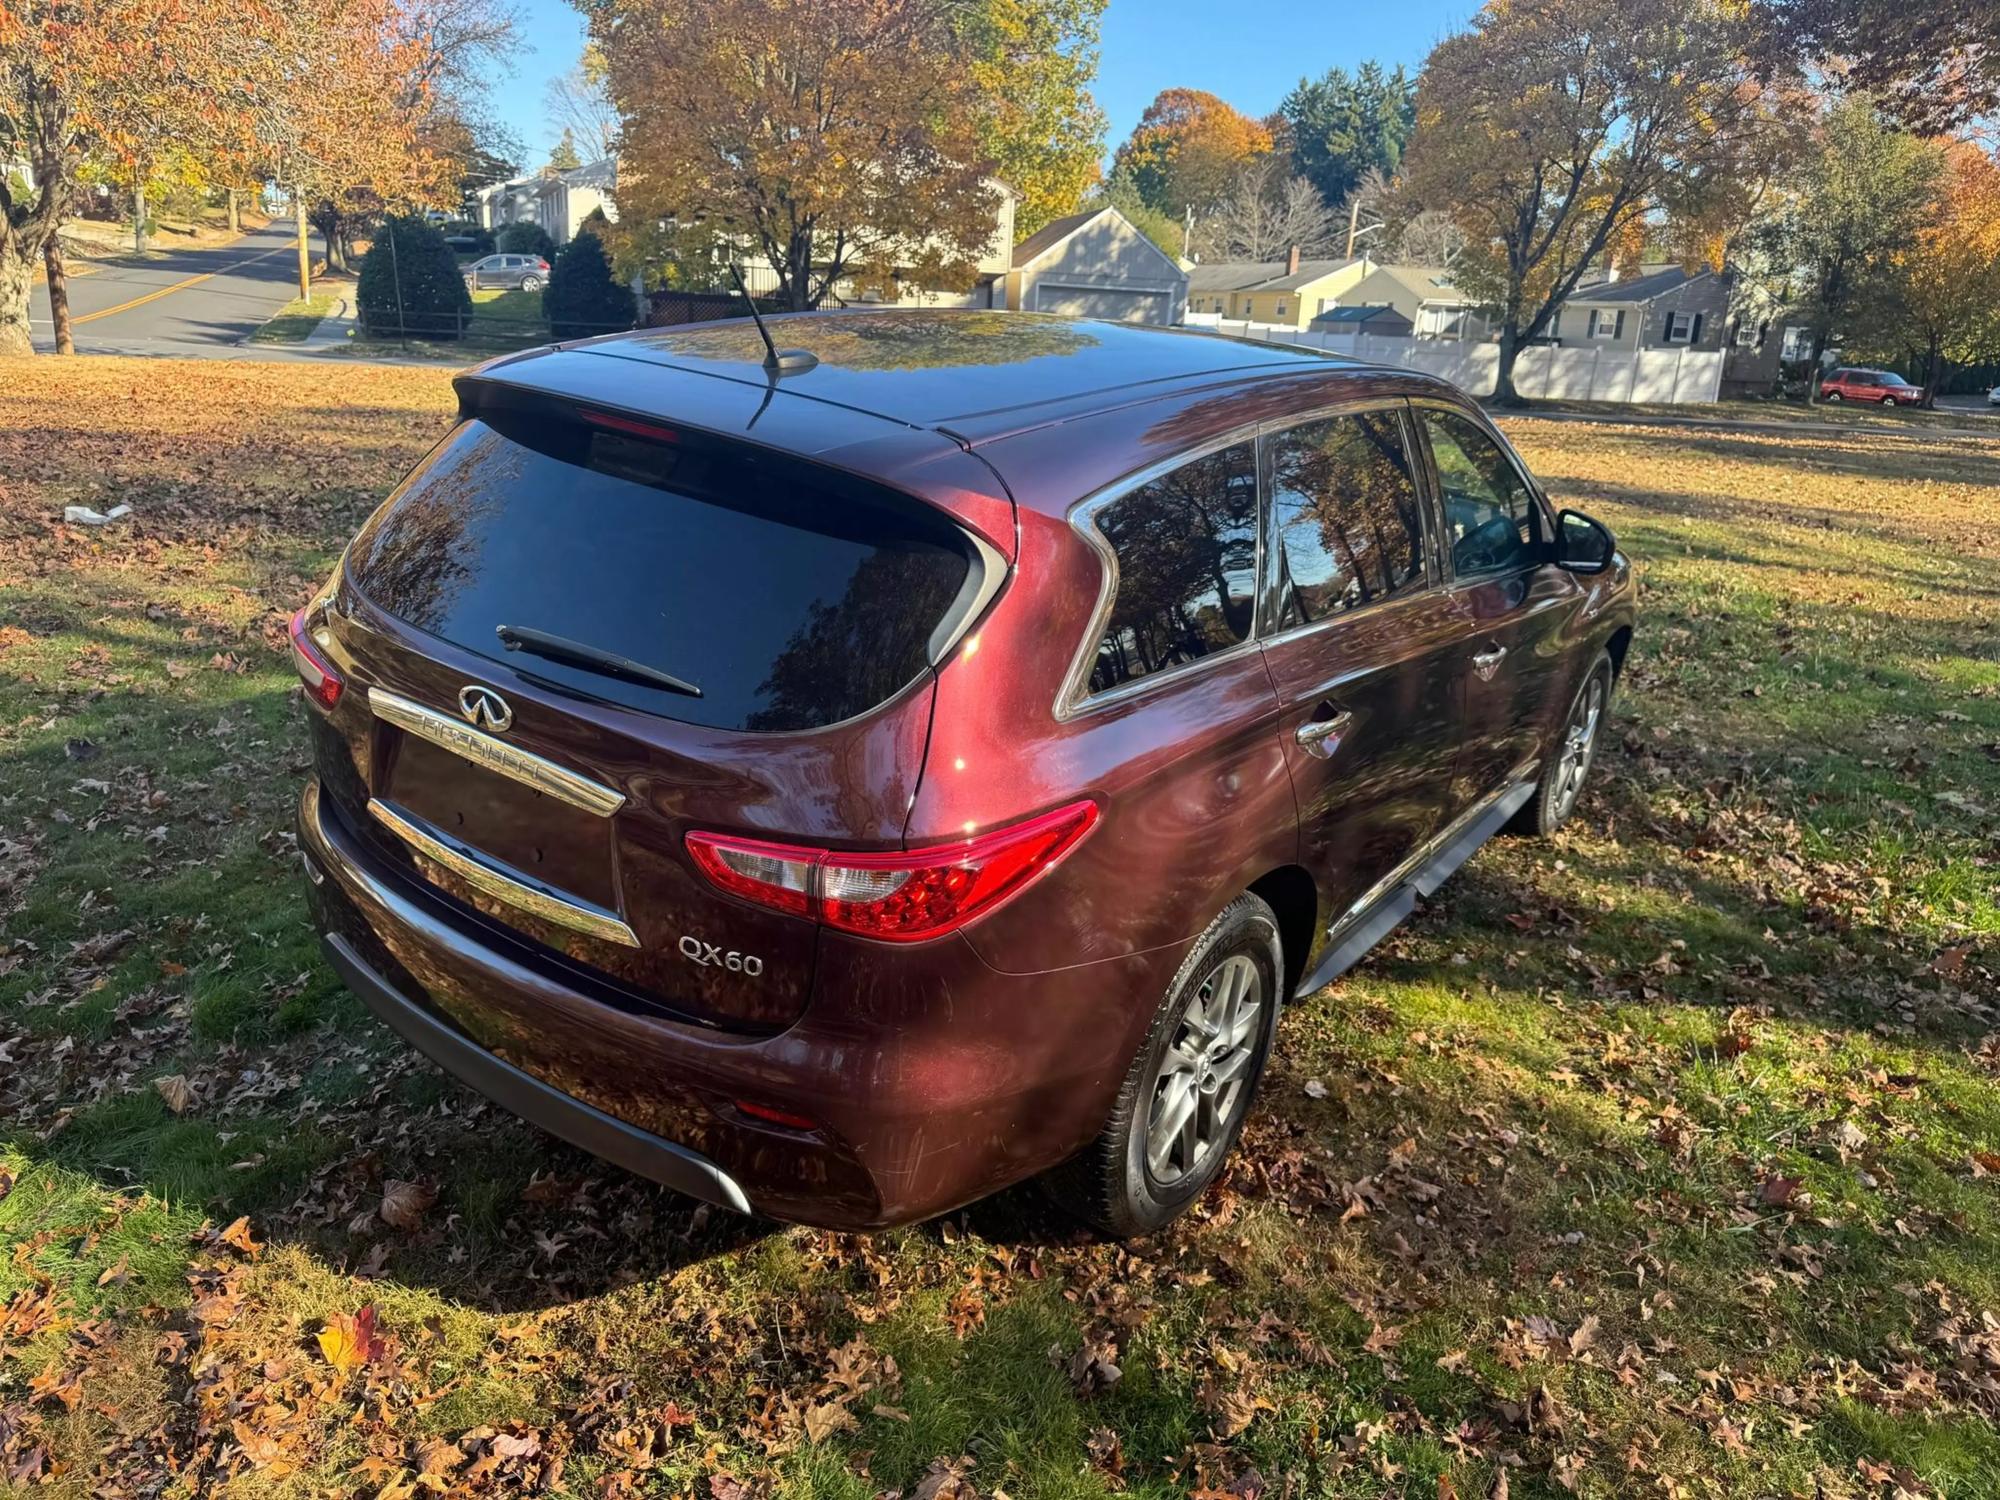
[379,1178,438,1232]
[154,1073,195,1114]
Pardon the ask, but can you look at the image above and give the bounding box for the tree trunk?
[43,237,74,355]
[294,196,311,298]
[134,179,148,254]
[226,189,239,234]
[1493,322,1526,406]
[1921,338,1943,408]
[0,247,36,357]
[1805,325,1832,403]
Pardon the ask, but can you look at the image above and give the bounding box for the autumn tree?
[1738,95,1944,383]
[0,0,281,356]
[1112,88,1273,220]
[950,0,1107,238]
[1402,0,1767,403]
[1277,62,1415,211]
[588,0,1001,311]
[1754,0,2000,131]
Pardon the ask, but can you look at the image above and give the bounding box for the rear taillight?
[685,801,1099,943]
[288,608,343,710]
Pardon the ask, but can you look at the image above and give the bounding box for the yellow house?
[1186,250,1376,329]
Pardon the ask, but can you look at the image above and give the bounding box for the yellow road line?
[71,242,293,327]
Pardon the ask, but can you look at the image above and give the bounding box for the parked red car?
[1818,367,1919,405]
[295,310,1636,1234]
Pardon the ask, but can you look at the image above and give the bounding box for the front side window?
[1419,409,1543,580]
[1087,443,1259,696]
[1266,411,1426,629]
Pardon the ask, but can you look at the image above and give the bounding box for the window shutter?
[1614,311,1626,339]
[1690,313,1705,344]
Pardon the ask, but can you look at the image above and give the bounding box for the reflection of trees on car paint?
[350,425,507,632]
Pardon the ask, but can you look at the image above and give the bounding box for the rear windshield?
[347,408,973,732]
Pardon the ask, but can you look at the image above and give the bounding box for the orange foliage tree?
[590,0,1002,312]
[0,0,281,355]
[1111,88,1273,220]
[1875,142,2000,403]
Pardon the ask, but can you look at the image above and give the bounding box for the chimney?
[1287,244,1301,276]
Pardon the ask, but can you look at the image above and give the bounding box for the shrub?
[544,215,636,341]
[495,221,558,261]
[355,214,472,339]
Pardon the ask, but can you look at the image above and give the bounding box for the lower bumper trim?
[321,932,754,1216]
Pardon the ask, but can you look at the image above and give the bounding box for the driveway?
[27,223,313,356]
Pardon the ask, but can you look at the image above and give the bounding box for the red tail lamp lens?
[734,1099,821,1131]
[288,608,343,710]
[685,801,1100,942]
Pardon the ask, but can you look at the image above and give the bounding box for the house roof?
[1565,266,1716,306]
[1010,209,1103,269]
[1187,256,1363,293]
[1362,263,1470,306]
[1314,304,1410,325]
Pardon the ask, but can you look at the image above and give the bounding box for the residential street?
[27,223,311,356]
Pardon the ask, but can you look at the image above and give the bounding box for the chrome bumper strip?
[367,688,626,818]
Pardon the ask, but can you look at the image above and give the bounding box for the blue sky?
[492,0,1474,170]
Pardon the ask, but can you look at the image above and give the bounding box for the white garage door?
[1033,284,1172,325]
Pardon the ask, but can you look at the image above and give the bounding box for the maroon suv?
[296,310,1635,1235]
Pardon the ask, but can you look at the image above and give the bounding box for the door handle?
[1471,644,1508,681]
[1294,708,1353,759]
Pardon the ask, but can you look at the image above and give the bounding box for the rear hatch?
[309,381,994,1031]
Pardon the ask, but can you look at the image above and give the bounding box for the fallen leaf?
[154,1074,196,1114]
[318,1305,385,1374]
[379,1178,438,1232]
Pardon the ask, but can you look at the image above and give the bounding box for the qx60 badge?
[458,684,513,732]
[680,936,764,977]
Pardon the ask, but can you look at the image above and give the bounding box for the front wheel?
[1516,650,1613,837]
[1055,894,1282,1236]
[1882,395,1900,407]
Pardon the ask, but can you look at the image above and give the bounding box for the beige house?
[1328,264,1491,341]
[1003,207,1189,324]
[1186,250,1375,328]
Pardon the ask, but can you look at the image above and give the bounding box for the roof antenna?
[728,264,818,375]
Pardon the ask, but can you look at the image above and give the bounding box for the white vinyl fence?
[1181,314,1724,405]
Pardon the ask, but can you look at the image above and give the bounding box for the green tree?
[1402,0,1767,404]
[1277,62,1415,212]
[952,0,1107,238]
[546,126,582,173]
[544,209,636,338]
[356,211,473,337]
[1085,163,1185,261]
[1741,95,1945,388]
[496,220,558,259]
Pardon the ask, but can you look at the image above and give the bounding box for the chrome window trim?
[367,798,642,948]
[1055,392,1447,719]
[368,687,626,818]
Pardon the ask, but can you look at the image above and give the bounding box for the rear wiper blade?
[495,624,703,698]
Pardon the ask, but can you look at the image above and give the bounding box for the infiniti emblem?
[458,685,513,732]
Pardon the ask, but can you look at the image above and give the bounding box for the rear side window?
[1086,442,1258,696]
[348,411,973,732]
[1266,411,1426,629]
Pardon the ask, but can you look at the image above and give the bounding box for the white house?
[476,156,619,243]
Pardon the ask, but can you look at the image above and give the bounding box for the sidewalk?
[296,295,357,352]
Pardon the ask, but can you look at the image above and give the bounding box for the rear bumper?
[320,930,751,1214]
[298,779,1169,1229]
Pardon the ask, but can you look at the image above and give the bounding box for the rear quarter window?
[347,409,975,732]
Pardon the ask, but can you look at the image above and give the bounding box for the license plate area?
[383,732,618,911]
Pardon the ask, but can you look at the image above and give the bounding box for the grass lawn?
[331,288,548,362]
[2,361,1998,1498]
[247,292,338,345]
[1514,395,2000,435]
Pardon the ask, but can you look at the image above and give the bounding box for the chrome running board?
[1292,766,1539,999]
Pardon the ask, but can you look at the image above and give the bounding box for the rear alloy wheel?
[522,274,544,292]
[1056,894,1281,1236]
[1824,391,1843,402]
[1517,650,1613,837]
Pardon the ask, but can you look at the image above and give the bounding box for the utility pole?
[1182,204,1193,261]
[294,190,311,298]
[1345,196,1361,259]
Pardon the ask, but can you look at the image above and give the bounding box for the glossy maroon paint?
[298,310,1638,1230]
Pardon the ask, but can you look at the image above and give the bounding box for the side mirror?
[1556,509,1615,574]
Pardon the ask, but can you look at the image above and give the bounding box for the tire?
[521,275,543,292]
[1054,894,1283,1237]
[1823,390,1841,402]
[1882,395,1899,408]
[1516,650,1614,837]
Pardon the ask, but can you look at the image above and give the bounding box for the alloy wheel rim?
[1145,954,1262,1186]
[1553,676,1604,820]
